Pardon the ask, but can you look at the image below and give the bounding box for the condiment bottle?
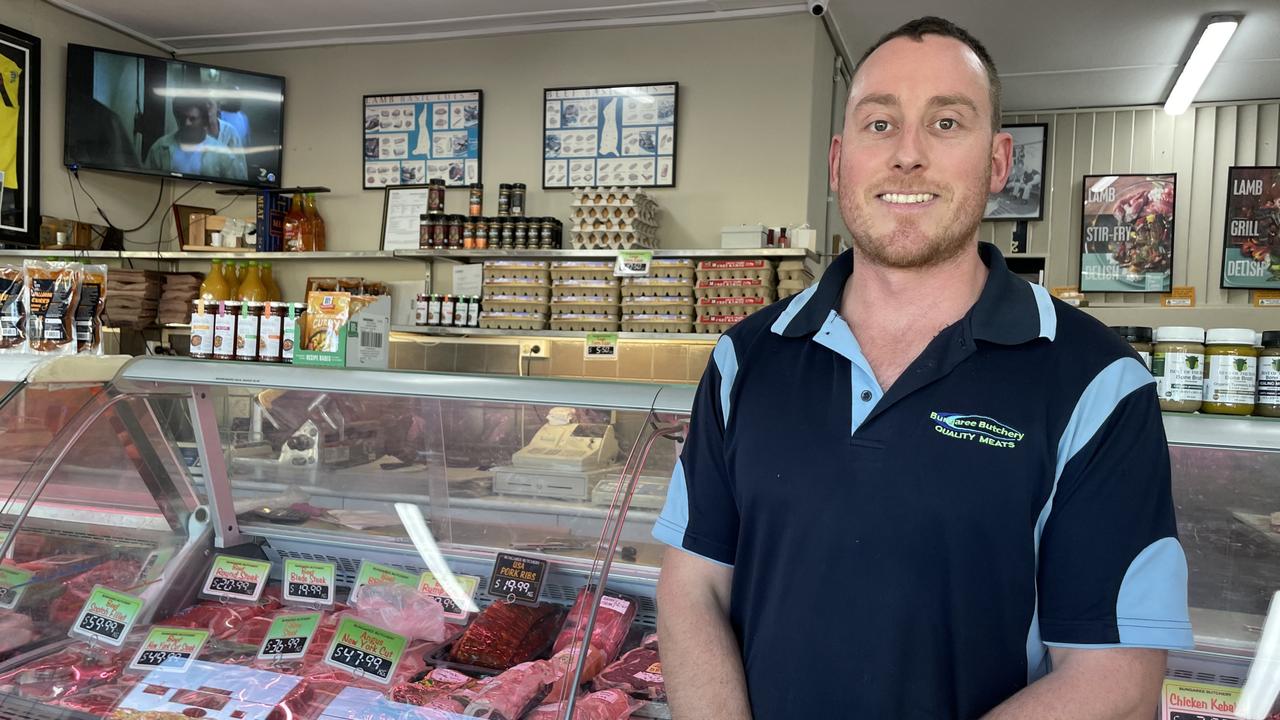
[511,183,527,216]
[777,227,790,248]
[467,296,481,327]
[441,294,455,326]
[427,294,442,326]
[428,179,446,215]
[282,303,304,363]
[235,301,263,361]
[283,192,306,251]
[453,297,469,327]
[1202,328,1257,416]
[498,184,512,216]
[415,294,430,325]
[304,193,326,251]
[1152,326,1204,413]
[469,183,484,217]
[258,302,287,363]
[419,214,432,249]
[213,301,239,360]
[189,299,215,358]
[1110,326,1153,369]
[1258,331,1280,418]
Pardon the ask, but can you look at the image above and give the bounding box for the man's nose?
[891,123,927,173]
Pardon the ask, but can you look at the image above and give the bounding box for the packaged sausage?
[24,260,80,355]
[303,291,351,353]
[0,265,24,352]
[73,264,107,355]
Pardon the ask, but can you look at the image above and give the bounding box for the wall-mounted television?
[64,44,285,189]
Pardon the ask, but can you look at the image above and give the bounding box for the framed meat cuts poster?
[1221,166,1280,289]
[1079,174,1176,293]
[543,82,677,189]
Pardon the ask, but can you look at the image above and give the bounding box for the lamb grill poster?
[1221,166,1280,289]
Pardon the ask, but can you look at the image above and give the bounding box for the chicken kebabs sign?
[1222,166,1280,289]
[1080,174,1177,293]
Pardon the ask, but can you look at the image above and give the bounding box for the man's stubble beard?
[841,163,991,270]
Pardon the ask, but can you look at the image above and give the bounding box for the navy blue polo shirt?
[654,243,1192,719]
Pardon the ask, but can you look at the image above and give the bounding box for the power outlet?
[520,342,550,360]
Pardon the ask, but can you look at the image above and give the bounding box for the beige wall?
[983,100,1280,329]
[0,0,175,248]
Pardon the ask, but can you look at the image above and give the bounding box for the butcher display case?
[0,355,1277,719]
[0,357,692,720]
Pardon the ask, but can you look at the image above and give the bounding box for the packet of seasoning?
[74,264,107,355]
[304,291,350,353]
[0,265,24,353]
[24,260,80,355]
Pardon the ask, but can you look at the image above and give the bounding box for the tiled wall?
[389,335,715,384]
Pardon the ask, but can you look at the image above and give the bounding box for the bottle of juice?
[238,261,269,302]
[200,259,229,301]
[283,192,306,252]
[222,258,240,298]
[236,260,249,286]
[261,262,282,301]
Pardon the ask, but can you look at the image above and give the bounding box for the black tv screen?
[64,44,284,188]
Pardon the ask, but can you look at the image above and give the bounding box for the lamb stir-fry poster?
[1222,166,1280,289]
[1080,174,1176,293]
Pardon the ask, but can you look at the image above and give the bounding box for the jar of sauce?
[448,215,464,249]
[258,302,288,363]
[475,217,490,250]
[1111,326,1153,369]
[282,303,305,364]
[1257,331,1280,418]
[1153,326,1204,413]
[235,301,263,361]
[213,301,239,361]
[1202,327,1258,415]
[428,179,446,215]
[419,214,433,249]
[189,299,215,359]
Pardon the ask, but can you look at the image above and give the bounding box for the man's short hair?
[854,16,1002,133]
[171,96,208,121]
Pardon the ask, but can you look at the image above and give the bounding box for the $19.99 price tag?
[201,555,271,603]
[487,552,547,605]
[322,617,406,685]
[70,585,143,647]
[257,612,321,662]
[282,559,335,606]
[129,627,210,673]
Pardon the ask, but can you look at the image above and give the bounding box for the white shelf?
[392,325,716,342]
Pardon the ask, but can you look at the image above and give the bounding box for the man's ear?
[990,131,1013,193]
[829,134,843,193]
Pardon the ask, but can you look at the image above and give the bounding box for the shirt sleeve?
[652,335,740,566]
[1037,357,1193,650]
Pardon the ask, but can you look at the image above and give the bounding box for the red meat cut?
[592,642,663,701]
[463,660,556,719]
[449,602,564,671]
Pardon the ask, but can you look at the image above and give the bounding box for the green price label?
[418,572,480,621]
[350,561,417,603]
[283,559,336,606]
[614,250,653,277]
[323,617,407,684]
[70,585,144,647]
[584,332,619,360]
[257,612,321,661]
[0,565,34,610]
[130,627,210,673]
[201,555,272,603]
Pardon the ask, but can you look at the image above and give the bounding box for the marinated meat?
[463,660,556,719]
[592,643,663,701]
[449,602,564,671]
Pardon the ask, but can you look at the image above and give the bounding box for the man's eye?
[937,118,958,130]
[870,120,891,132]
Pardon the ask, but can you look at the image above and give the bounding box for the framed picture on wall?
[0,24,39,246]
[363,90,482,190]
[1079,173,1176,293]
[543,82,678,189]
[984,123,1047,221]
[1221,166,1280,289]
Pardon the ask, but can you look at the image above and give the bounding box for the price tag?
[282,559,336,607]
[487,552,547,605]
[257,612,321,662]
[0,565,33,610]
[129,627,209,673]
[1254,290,1280,307]
[418,572,480,621]
[322,617,406,685]
[614,250,653,277]
[350,561,418,604]
[1161,286,1196,307]
[584,332,619,360]
[69,585,143,647]
[200,555,271,603]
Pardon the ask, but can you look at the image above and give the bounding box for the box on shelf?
[721,224,767,249]
[293,294,390,369]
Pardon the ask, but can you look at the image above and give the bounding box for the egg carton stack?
[621,259,696,333]
[776,260,815,299]
[480,260,550,330]
[549,261,620,332]
[694,259,777,334]
[569,187,660,250]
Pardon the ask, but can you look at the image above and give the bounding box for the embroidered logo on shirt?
[929,412,1024,449]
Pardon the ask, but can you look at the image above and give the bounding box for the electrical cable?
[70,168,167,233]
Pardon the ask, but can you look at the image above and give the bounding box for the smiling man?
[654,16,1192,720]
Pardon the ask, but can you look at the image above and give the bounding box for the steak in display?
[449,602,565,671]
[592,636,664,701]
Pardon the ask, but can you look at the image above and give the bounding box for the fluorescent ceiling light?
[1164,15,1240,116]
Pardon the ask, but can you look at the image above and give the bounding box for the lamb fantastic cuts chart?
[543,83,677,189]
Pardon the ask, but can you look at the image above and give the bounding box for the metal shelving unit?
[394,247,818,261]
[392,325,715,342]
[0,249,399,261]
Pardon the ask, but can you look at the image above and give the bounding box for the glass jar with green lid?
[1153,326,1204,413]
[1202,328,1258,415]
[1256,331,1280,418]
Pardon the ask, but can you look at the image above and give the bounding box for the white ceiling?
[47,0,1280,112]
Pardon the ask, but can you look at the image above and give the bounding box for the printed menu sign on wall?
[1221,166,1280,289]
[1079,174,1176,293]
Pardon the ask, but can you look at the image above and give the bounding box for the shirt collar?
[771,242,1056,345]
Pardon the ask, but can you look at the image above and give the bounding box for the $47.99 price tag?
[323,617,407,685]
[282,559,335,607]
[201,555,271,603]
[129,627,210,673]
[488,552,547,605]
[70,585,143,648]
[257,612,321,662]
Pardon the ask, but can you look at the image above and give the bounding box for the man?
[144,97,245,180]
[654,16,1190,720]
[204,97,249,180]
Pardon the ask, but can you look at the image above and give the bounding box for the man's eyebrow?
[853,93,899,112]
[928,94,978,112]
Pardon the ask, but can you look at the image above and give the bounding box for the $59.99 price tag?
[257,612,321,662]
[129,627,210,673]
[282,559,335,607]
[201,555,271,603]
[69,585,143,648]
[322,617,406,685]
[487,552,547,605]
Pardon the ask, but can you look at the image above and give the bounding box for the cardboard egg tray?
[620,277,694,299]
[622,313,695,334]
[482,278,552,298]
[777,279,810,299]
[696,296,768,318]
[550,313,620,332]
[696,315,749,334]
[482,294,550,314]
[550,261,617,282]
[622,296,695,315]
[695,259,776,281]
[648,259,696,281]
[550,298,620,315]
[777,260,814,284]
[572,187,658,210]
[479,311,548,331]
[482,262,551,284]
[694,278,777,300]
[551,278,621,300]
[570,203,658,226]
[570,230,658,251]
[571,216,658,234]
